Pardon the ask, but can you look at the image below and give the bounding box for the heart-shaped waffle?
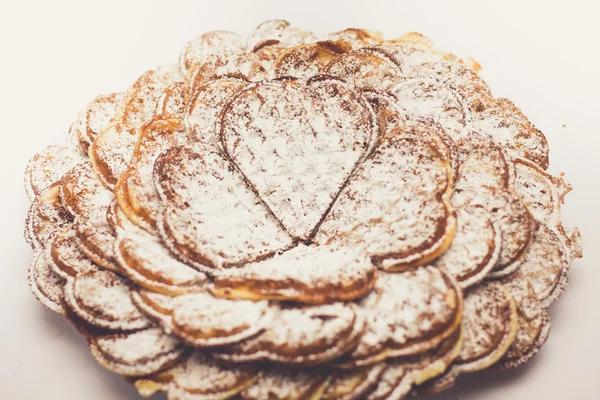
[21,20,581,400]
[115,226,208,295]
[25,184,73,251]
[415,281,518,394]
[131,289,272,347]
[432,206,500,289]
[115,117,189,232]
[90,123,138,189]
[336,267,462,368]
[46,225,98,279]
[315,128,454,270]
[134,351,256,399]
[63,269,152,331]
[220,76,377,240]
[450,133,536,277]
[272,41,350,80]
[186,76,248,146]
[211,244,377,304]
[60,162,120,271]
[28,251,67,316]
[239,366,328,400]
[179,31,245,76]
[213,301,364,365]
[89,327,185,377]
[24,142,84,201]
[154,144,294,270]
[247,19,317,53]
[325,47,402,92]
[79,92,126,148]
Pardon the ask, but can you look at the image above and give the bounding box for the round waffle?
[22,20,581,399]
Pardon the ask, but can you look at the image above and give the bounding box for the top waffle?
[23,19,581,400]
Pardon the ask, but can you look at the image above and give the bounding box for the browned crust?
[115,235,205,296]
[73,219,120,273]
[499,310,551,369]
[338,272,464,368]
[25,184,73,251]
[211,266,377,304]
[114,170,154,231]
[375,199,456,271]
[216,307,365,366]
[49,227,79,278]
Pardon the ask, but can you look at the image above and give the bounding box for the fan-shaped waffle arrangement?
[23,20,581,399]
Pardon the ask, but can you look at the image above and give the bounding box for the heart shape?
[220,76,377,240]
[154,145,293,270]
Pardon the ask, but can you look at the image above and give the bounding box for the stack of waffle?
[24,20,581,399]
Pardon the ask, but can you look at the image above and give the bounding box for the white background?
[0,1,599,399]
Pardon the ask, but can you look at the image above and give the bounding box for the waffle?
[22,20,581,399]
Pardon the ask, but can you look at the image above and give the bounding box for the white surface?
[0,0,599,399]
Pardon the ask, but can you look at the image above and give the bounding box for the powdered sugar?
[155,145,293,270]
[186,76,247,146]
[24,142,84,200]
[382,328,463,399]
[340,267,460,367]
[91,327,184,376]
[514,160,561,223]
[74,207,120,272]
[325,48,402,92]
[47,225,98,279]
[471,191,534,276]
[365,363,409,400]
[272,42,348,80]
[456,282,515,366]
[26,184,72,251]
[380,40,492,112]
[389,77,472,139]
[381,40,448,78]
[116,118,189,231]
[154,82,186,119]
[241,367,325,399]
[434,207,499,288]
[221,78,376,240]
[503,225,568,308]
[115,227,207,294]
[417,282,517,394]
[216,302,362,365]
[246,20,316,51]
[514,158,582,261]
[325,28,382,49]
[130,65,183,92]
[500,307,550,368]
[132,290,271,347]
[167,352,254,399]
[451,134,511,205]
[59,162,121,269]
[316,134,452,269]
[179,31,244,76]
[186,52,266,95]
[450,134,534,276]
[213,244,376,303]
[171,293,270,345]
[475,98,549,169]
[20,21,582,398]
[91,123,138,188]
[122,84,162,128]
[63,269,150,330]
[28,251,66,315]
[84,92,126,145]
[60,162,113,218]
[323,365,386,400]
